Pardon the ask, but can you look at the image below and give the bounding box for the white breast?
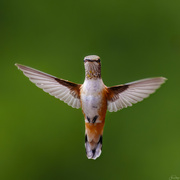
[81,79,105,123]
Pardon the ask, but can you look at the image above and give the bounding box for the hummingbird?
[15,55,166,160]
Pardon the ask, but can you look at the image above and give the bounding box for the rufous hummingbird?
[15,55,166,160]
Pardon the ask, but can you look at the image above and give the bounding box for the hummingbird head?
[84,55,101,79]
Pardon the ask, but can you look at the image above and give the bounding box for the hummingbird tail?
[85,134,103,160]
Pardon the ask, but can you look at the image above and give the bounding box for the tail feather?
[85,135,103,160]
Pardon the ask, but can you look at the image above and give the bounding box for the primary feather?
[107,77,167,112]
[15,64,81,109]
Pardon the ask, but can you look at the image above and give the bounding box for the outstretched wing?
[107,77,167,112]
[16,64,81,109]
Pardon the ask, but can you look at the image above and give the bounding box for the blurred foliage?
[0,0,180,179]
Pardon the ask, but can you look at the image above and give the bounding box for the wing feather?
[107,77,167,112]
[16,63,81,109]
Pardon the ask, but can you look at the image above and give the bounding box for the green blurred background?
[1,0,180,179]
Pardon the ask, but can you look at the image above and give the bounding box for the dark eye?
[97,59,100,63]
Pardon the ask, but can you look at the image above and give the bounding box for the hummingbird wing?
[15,64,81,109]
[107,77,166,112]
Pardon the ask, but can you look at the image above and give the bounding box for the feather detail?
[15,64,81,109]
[107,77,167,112]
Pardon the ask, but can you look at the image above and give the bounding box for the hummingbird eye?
[83,59,100,63]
